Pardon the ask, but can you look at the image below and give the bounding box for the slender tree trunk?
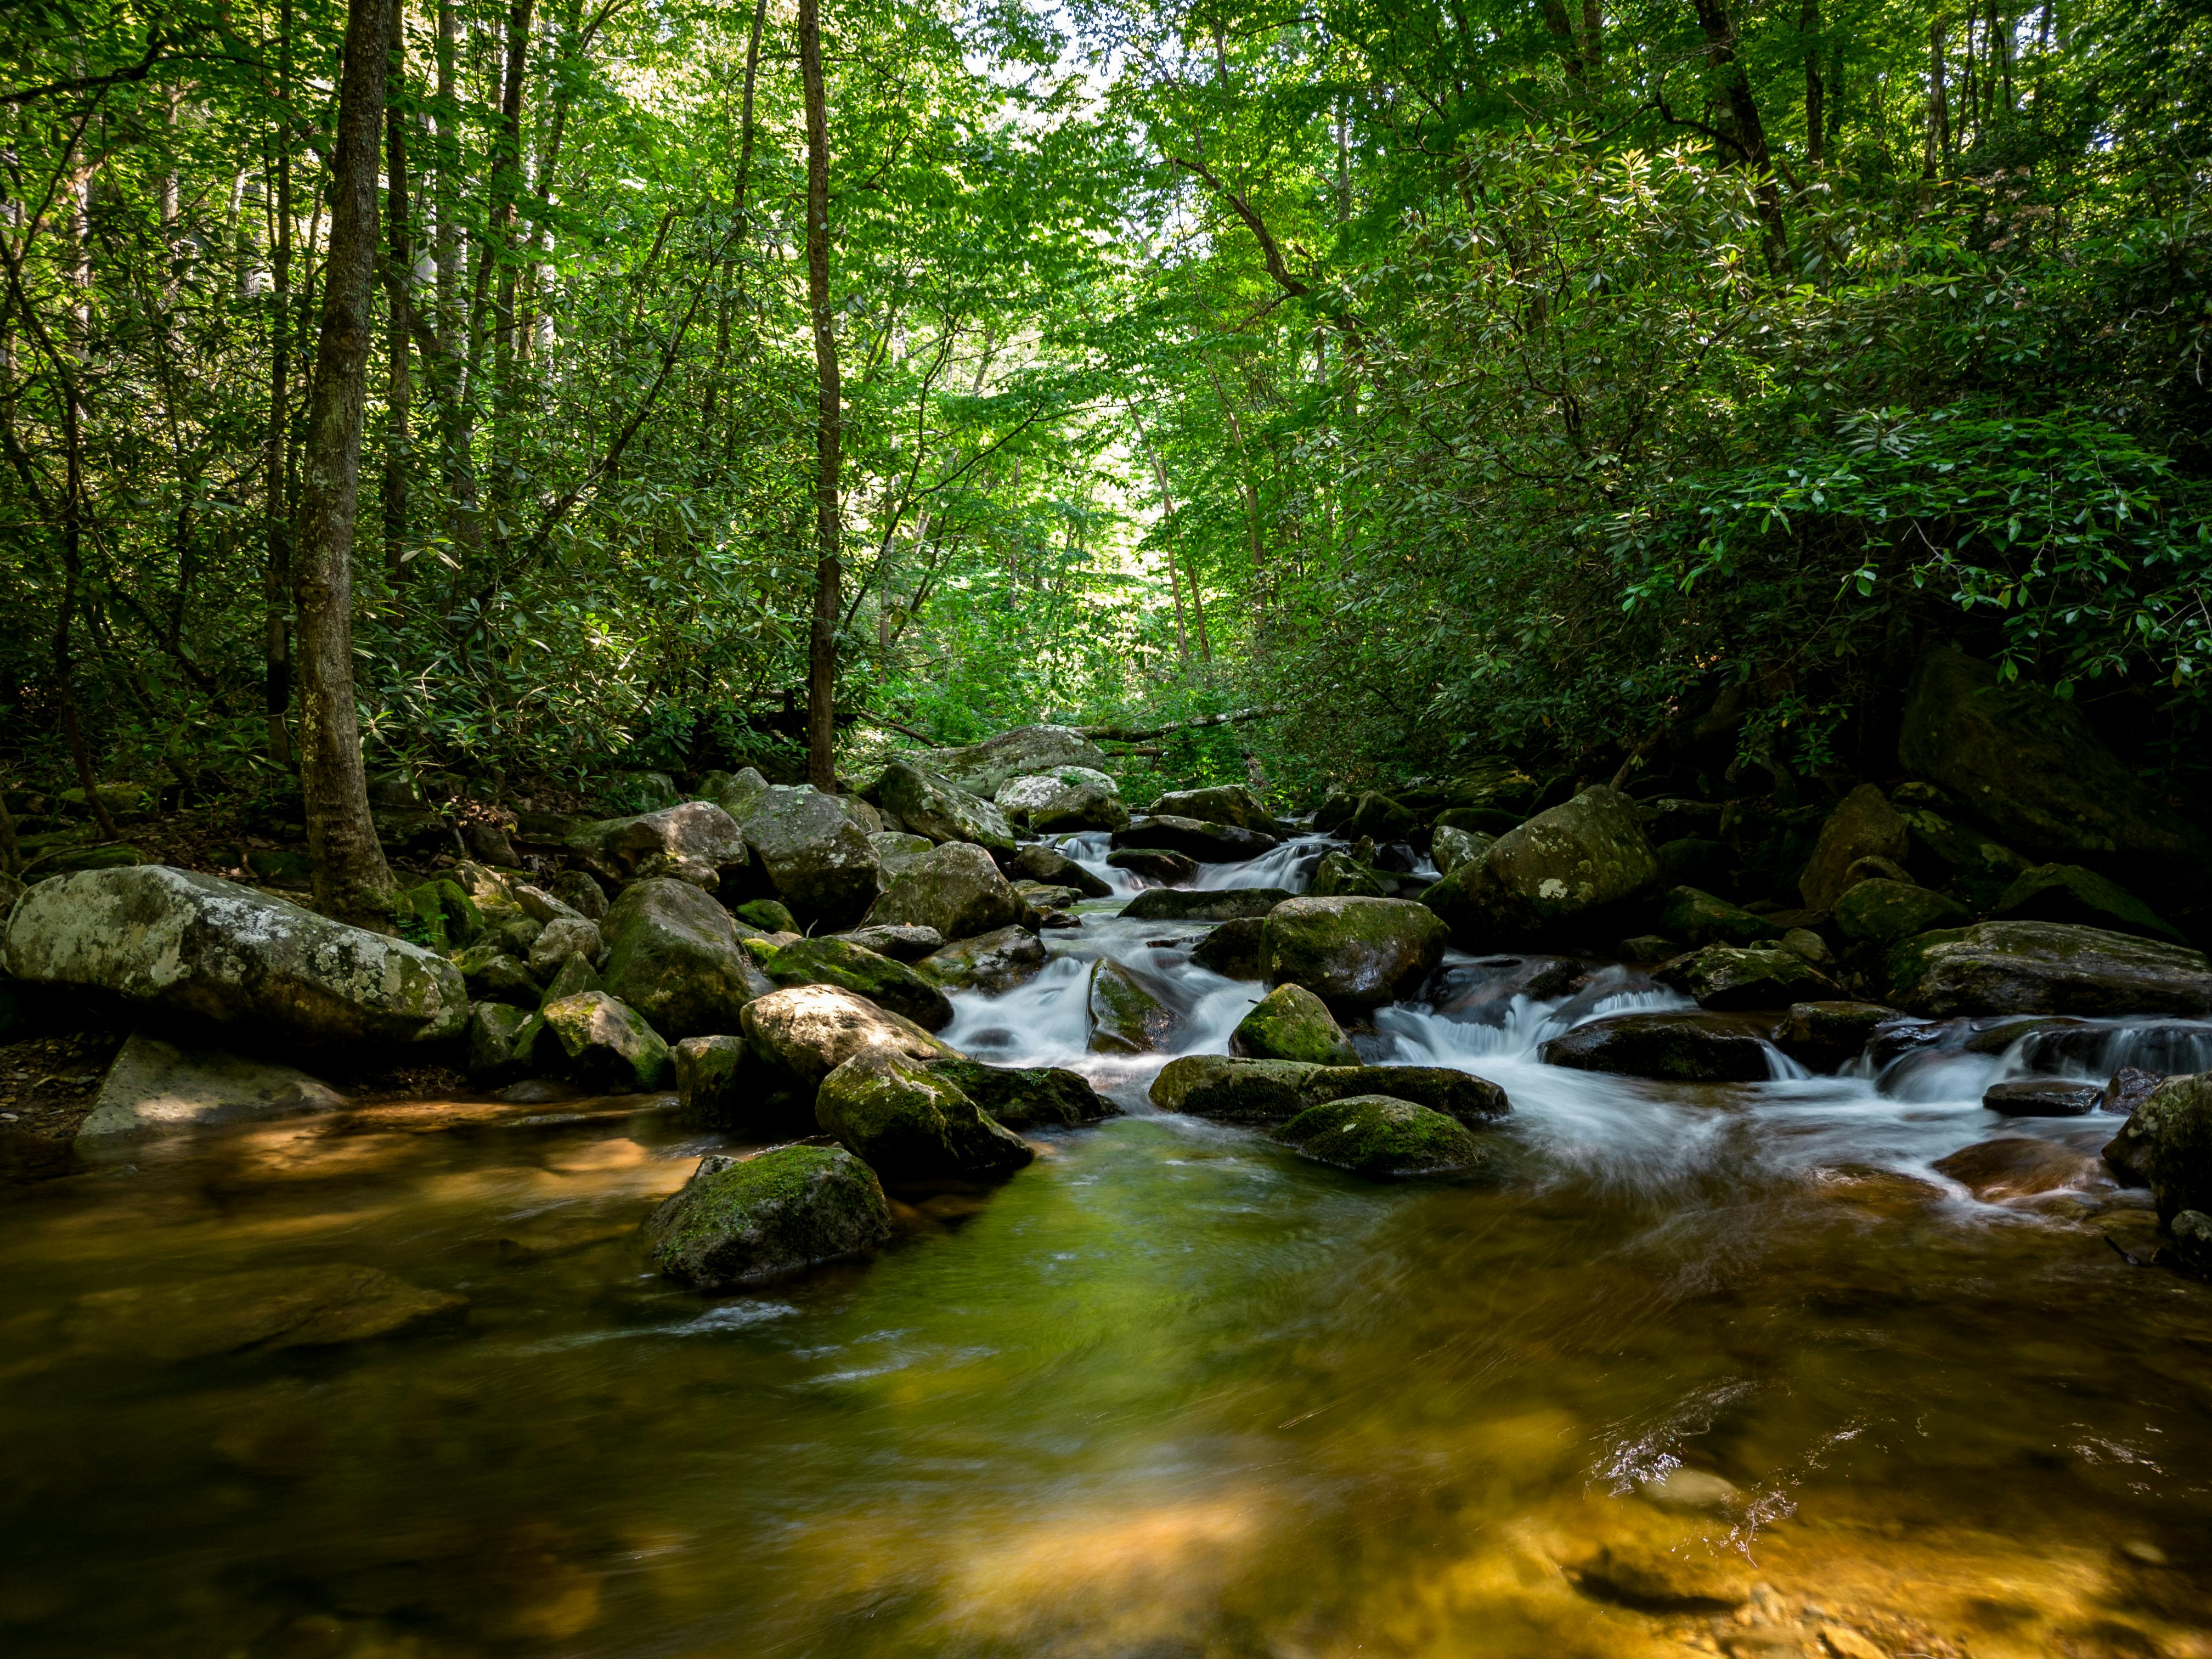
[383,0,412,580]
[1125,406,1189,664]
[264,2,296,768]
[703,0,770,435]
[799,0,841,792]
[1926,16,1950,176]
[294,0,398,919]
[431,0,481,557]
[1689,0,1790,271]
[484,0,533,517]
[1803,0,1826,164]
[1579,0,1602,73]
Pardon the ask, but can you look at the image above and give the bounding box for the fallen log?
[1080,706,1286,743]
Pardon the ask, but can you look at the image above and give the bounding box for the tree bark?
[1689,0,1791,272]
[800,0,842,792]
[264,0,296,768]
[1926,16,1950,176]
[1802,0,1825,165]
[382,0,411,580]
[293,0,397,919]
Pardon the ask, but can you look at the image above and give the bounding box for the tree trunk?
[383,0,412,580]
[264,0,296,768]
[1926,16,1950,176]
[1689,0,1791,272]
[1803,0,1826,164]
[293,0,397,921]
[800,0,842,792]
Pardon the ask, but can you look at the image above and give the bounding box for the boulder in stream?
[523,991,670,1091]
[3,865,467,1047]
[598,877,775,1040]
[995,767,1128,834]
[1120,887,1291,923]
[1430,825,1493,877]
[877,761,1018,854]
[1421,786,1660,948]
[1230,984,1359,1066]
[761,936,954,1031]
[814,1048,1035,1178]
[866,841,1023,941]
[1306,849,1391,899]
[919,1056,1118,1128]
[1272,1095,1489,1180]
[466,1003,534,1085]
[642,1146,893,1289]
[1655,944,1842,1010]
[1150,1054,1509,1127]
[1146,785,1279,834]
[1982,1077,2105,1116]
[917,926,1047,994]
[1111,815,1278,863]
[1008,843,1113,899]
[1261,895,1449,1011]
[1934,1136,2114,1201]
[740,983,955,1088]
[1190,916,1265,980]
[77,1032,346,1143]
[2102,1074,2212,1220]
[725,781,885,927]
[1087,957,1178,1053]
[1654,887,1782,949]
[1883,921,2212,1017]
[2102,1066,2165,1118]
[1105,847,1197,885]
[1772,1000,1898,1071]
[564,802,749,891]
[1539,1012,1776,1082]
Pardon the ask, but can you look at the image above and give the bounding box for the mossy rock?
[450,941,541,1007]
[1120,887,1290,923]
[813,1048,1034,1178]
[466,1002,533,1084]
[920,1057,1118,1129]
[1087,957,1177,1053]
[393,878,482,952]
[1422,785,1658,947]
[1995,862,2184,944]
[599,877,774,1040]
[1344,792,1418,845]
[1307,849,1391,899]
[1832,878,1969,945]
[763,935,954,1031]
[1654,887,1781,949]
[1654,944,1842,1010]
[1191,916,1266,980]
[2101,1074,2212,1221]
[1272,1094,1489,1179]
[917,926,1047,994]
[1260,895,1448,1009]
[40,843,146,874]
[527,991,670,1091]
[641,1146,893,1289]
[1231,984,1359,1066]
[538,951,603,1005]
[1150,1054,1323,1122]
[734,898,798,934]
[1883,921,2212,1017]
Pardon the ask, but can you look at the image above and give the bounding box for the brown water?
[3,1062,2210,1659]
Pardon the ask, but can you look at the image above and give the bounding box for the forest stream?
[3,837,2209,1659]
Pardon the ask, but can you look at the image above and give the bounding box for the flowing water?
[4,838,2211,1659]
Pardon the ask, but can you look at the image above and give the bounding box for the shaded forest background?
[3,0,2208,820]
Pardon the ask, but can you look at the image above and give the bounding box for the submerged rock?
[1120,887,1291,923]
[1087,957,1177,1053]
[3,865,466,1047]
[77,1032,345,1143]
[918,925,1047,995]
[740,983,953,1088]
[814,1048,1034,1178]
[1935,1136,2113,1201]
[1799,784,1912,911]
[1261,895,1449,1010]
[1576,1535,1751,1612]
[762,936,954,1031]
[1230,984,1359,1066]
[1111,815,1278,863]
[642,1146,893,1290]
[1423,786,1659,948]
[1884,921,2212,1017]
[877,761,1017,854]
[1655,944,1842,1010]
[1306,849,1391,899]
[60,1265,466,1361]
[2102,1074,2212,1220]
[919,1057,1117,1128]
[1540,1011,1775,1082]
[867,841,1023,941]
[1272,1094,1488,1179]
[599,877,774,1040]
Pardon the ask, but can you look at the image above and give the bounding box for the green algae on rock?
[814,1048,1035,1178]
[763,935,955,1030]
[1260,895,1449,1009]
[642,1146,893,1289]
[1229,984,1360,1066]
[1271,1094,1489,1178]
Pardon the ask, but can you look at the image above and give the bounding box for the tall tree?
[800,0,842,791]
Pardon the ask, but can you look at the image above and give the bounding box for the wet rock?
[1540,1012,1775,1082]
[1430,825,1493,877]
[867,840,1024,941]
[2170,1210,2212,1277]
[452,942,542,1007]
[1994,862,2184,944]
[1575,1535,1752,1612]
[1272,1094,1488,1179]
[3,865,467,1047]
[673,1035,757,1130]
[1422,785,1660,948]
[567,802,749,891]
[60,1265,467,1360]
[466,1003,533,1085]
[1655,887,1782,948]
[1841,853,1915,889]
[831,923,945,962]
[917,926,1047,995]
[1111,815,1278,863]
[1883,921,2212,1017]
[538,951,603,1006]
[1147,785,1279,834]
[1898,648,2212,899]
[1983,1077,2104,1116]
[868,830,938,882]
[642,1146,893,1290]
[1637,1468,1743,1511]
[1934,1136,2112,1200]
[814,1048,1034,1178]
[934,725,1111,798]
[2101,1074,2212,1219]
[740,983,954,1089]
[762,936,954,1031]
[1617,934,1681,962]
[1314,1064,1510,1126]
[921,1057,1118,1128]
[1120,887,1291,923]
[76,1032,345,1143]
[1261,895,1449,1010]
[1832,878,1970,946]
[995,767,1128,834]
[1773,1001,1898,1071]
[1191,916,1265,980]
[1007,843,1113,899]
[524,991,670,1091]
[599,877,775,1040]
[1150,1054,1322,1122]
[877,761,1017,854]
[1231,984,1359,1066]
[527,914,603,981]
[1345,791,1418,845]
[1105,846,1197,884]
[548,870,608,921]
[1656,944,1842,1010]
[1430,955,1593,1022]
[1013,880,1083,914]
[2102,1065,2165,1117]
[727,781,885,927]
[1306,849,1391,898]
[1087,957,1178,1053]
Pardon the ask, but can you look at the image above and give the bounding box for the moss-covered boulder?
[548,870,608,920]
[1272,1094,1489,1179]
[917,925,1047,994]
[1832,878,1970,945]
[1088,957,1177,1053]
[1307,850,1391,899]
[866,840,1023,941]
[726,783,884,928]
[452,941,541,1007]
[1008,843,1113,899]
[1655,944,1843,1010]
[868,830,937,882]
[466,1002,533,1084]
[1539,1012,1775,1081]
[934,725,1110,798]
[1798,785,1911,910]
[1884,921,2212,1017]
[1901,808,2032,911]
[876,761,1017,854]
[1121,887,1290,923]
[740,983,955,1088]
[2102,1075,2212,1220]
[565,801,749,893]
[527,913,603,981]
[996,766,1128,834]
[1772,1000,1898,1071]
[919,1056,1118,1128]
[1150,1054,1324,1122]
[814,1048,1034,1178]
[1430,825,1493,877]
[599,877,774,1040]
[732,898,797,934]
[1260,895,1448,1009]
[642,1146,893,1290]
[1994,863,2184,944]
[1111,815,1278,863]
[1654,887,1782,949]
[1147,785,1279,834]
[524,991,670,1091]
[538,951,603,1006]
[672,1034,749,1128]
[1345,792,1419,845]
[1105,847,1197,884]
[393,878,482,951]
[763,936,954,1031]
[1231,983,1359,1066]
[1192,916,1266,980]
[1422,786,1659,948]
[1333,1065,1510,1126]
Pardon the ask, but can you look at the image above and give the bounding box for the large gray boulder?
[2103,1074,2212,1221]
[813,1048,1034,1178]
[728,783,884,928]
[598,877,773,1040]
[1798,785,1911,911]
[1898,649,2212,898]
[1260,895,1449,1009]
[1421,786,1659,947]
[918,926,1047,994]
[869,831,938,881]
[1147,785,1279,834]
[1993,863,2185,944]
[521,991,671,1091]
[996,767,1128,834]
[1539,1012,1776,1081]
[1087,957,1178,1053]
[866,841,1023,941]
[77,1032,346,1143]
[564,802,749,891]
[642,1146,892,1290]
[919,1057,1117,1128]
[1883,922,2212,1017]
[2,865,466,1047]
[934,725,1111,798]
[876,761,1017,854]
[1008,843,1113,899]
[740,983,954,1088]
[1120,887,1290,923]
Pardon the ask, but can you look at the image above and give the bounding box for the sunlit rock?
[642,1146,891,1289]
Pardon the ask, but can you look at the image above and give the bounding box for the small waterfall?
[1190,833,1333,892]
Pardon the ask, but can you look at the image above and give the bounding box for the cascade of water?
[1190,834,1332,891]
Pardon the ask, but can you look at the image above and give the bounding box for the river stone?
[1317,1064,1511,1127]
[814,1048,1034,1178]
[919,1057,1117,1128]
[1884,921,2212,1017]
[867,841,1023,941]
[1337,791,1413,847]
[525,991,670,1091]
[1832,878,1970,946]
[1654,886,1782,948]
[732,898,797,934]
[565,801,749,891]
[1261,895,1449,1010]
[1773,1000,1898,1071]
[740,983,955,1088]
[528,915,603,981]
[995,766,1128,834]
[1656,944,1843,1010]
[673,1035,752,1129]
[1111,815,1278,863]
[1150,1054,1325,1122]
[76,1032,345,1143]
[1541,1012,1775,1082]
[2,865,466,1047]
[1191,916,1265,980]
[1105,847,1197,884]
[867,831,938,882]
[1899,648,2212,898]
[1903,806,2034,911]
[466,1003,533,1085]
[2169,1210,2212,1277]
[1272,1094,1487,1179]
[875,761,1017,855]
[1307,849,1391,899]
[598,877,774,1040]
[1013,881,1083,914]
[763,936,953,1031]
[452,943,541,1007]
[1422,786,1660,948]
[1231,984,1359,1066]
[1934,1136,2115,1201]
[642,1146,893,1290]
[539,951,604,1006]
[1008,843,1113,898]
[59,1265,467,1361]
[1087,957,1177,1053]
[1147,785,1277,834]
[1982,1077,2104,1117]
[918,926,1046,994]
[829,923,944,961]
[934,725,1111,798]
[1120,887,1291,923]
[2103,1066,2165,1117]
[1430,825,1493,877]
[1995,862,2184,944]
[1799,785,1912,910]
[1578,1535,1752,1612]
[731,785,885,928]
[2102,1074,2212,1220]
[693,765,773,820]
[548,870,608,921]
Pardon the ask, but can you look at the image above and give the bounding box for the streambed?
[2,839,2209,1659]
